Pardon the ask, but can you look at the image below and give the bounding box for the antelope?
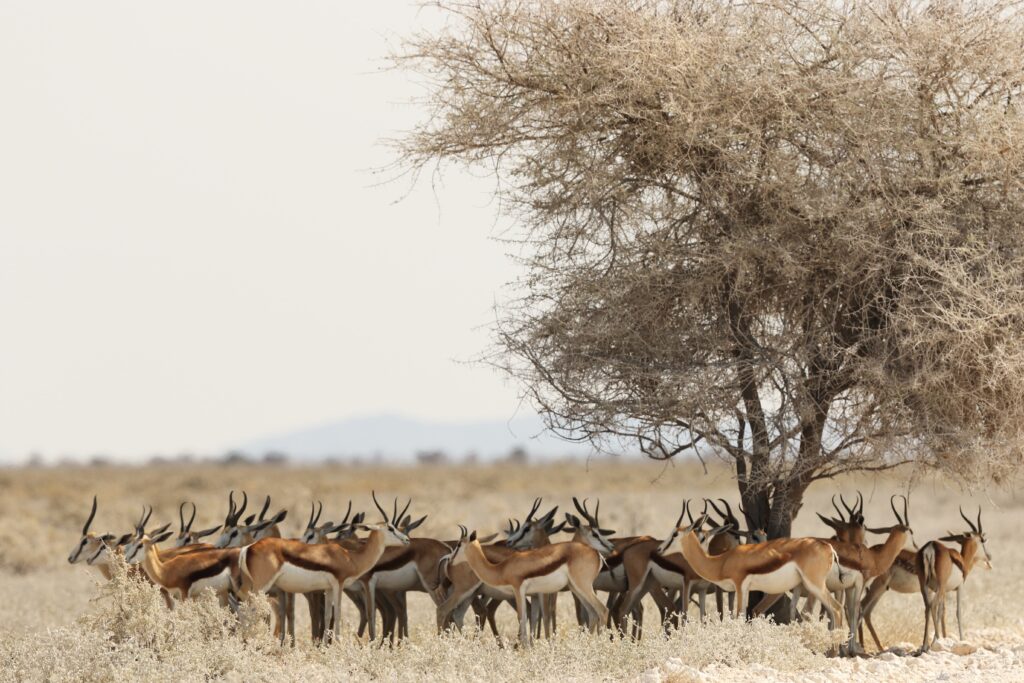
[434,533,520,636]
[214,492,291,640]
[446,525,609,646]
[693,499,767,620]
[238,492,410,643]
[68,496,121,579]
[758,495,914,654]
[122,524,243,603]
[214,492,287,549]
[174,502,221,548]
[671,502,845,631]
[611,505,696,635]
[359,500,448,643]
[917,507,993,653]
[497,499,566,639]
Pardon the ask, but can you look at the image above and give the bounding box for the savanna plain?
[1,459,1022,682]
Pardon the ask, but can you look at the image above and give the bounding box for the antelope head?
[816,491,866,544]
[122,506,171,564]
[213,490,249,548]
[174,502,221,547]
[657,500,708,554]
[563,496,615,555]
[507,498,561,550]
[941,506,992,570]
[68,495,103,564]
[865,494,916,550]
[708,498,765,542]
[357,491,411,547]
[86,532,133,567]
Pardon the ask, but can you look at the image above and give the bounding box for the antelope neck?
[679,532,725,580]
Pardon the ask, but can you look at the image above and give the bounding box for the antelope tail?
[238,544,254,593]
[921,543,937,588]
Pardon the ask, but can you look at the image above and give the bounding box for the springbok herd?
[67,490,992,656]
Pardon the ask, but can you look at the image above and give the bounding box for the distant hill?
[239,414,598,461]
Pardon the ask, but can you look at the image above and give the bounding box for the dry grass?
[1,459,1022,682]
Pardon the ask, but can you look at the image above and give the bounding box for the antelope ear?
[117,533,133,546]
[153,530,174,544]
[270,510,287,525]
[599,528,616,536]
[99,534,116,543]
[816,513,840,530]
[406,514,427,532]
[353,512,366,524]
[864,526,892,534]
[469,530,478,542]
[548,521,568,534]
[565,513,581,528]
[243,514,256,526]
[194,525,221,539]
[939,534,964,542]
[151,522,172,536]
[251,519,275,533]
[477,532,499,544]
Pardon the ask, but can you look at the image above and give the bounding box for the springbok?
[917,507,993,653]
[173,502,221,548]
[238,492,410,643]
[446,525,608,646]
[671,502,845,631]
[122,525,243,604]
[68,496,120,579]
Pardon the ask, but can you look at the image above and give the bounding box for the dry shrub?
[0,577,835,683]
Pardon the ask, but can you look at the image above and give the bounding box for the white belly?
[746,563,801,594]
[188,568,231,597]
[888,566,918,593]
[373,563,421,591]
[274,564,334,594]
[650,563,687,590]
[482,583,515,599]
[594,566,626,592]
[521,565,570,596]
[826,563,860,591]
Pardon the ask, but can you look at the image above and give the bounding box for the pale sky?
[0,1,525,460]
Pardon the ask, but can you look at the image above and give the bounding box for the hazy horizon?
[0,1,530,461]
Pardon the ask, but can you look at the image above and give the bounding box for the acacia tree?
[399,0,1024,536]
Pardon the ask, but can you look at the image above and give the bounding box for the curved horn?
[719,498,738,525]
[235,491,248,523]
[136,505,152,533]
[706,498,728,523]
[573,497,597,525]
[959,505,977,532]
[83,495,98,535]
[314,501,323,527]
[890,495,902,525]
[593,499,600,523]
[372,491,389,522]
[187,502,197,531]
[225,491,236,525]
[339,500,352,526]
[840,493,855,518]
[831,495,845,521]
[395,498,412,526]
[179,502,187,532]
[306,502,317,530]
[856,491,865,516]
[258,495,271,521]
[976,507,983,533]
[526,497,542,522]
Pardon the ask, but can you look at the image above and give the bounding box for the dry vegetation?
[1,459,1022,681]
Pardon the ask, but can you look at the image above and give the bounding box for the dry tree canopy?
[398,0,1024,530]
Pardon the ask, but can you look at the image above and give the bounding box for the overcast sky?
[0,1,526,460]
